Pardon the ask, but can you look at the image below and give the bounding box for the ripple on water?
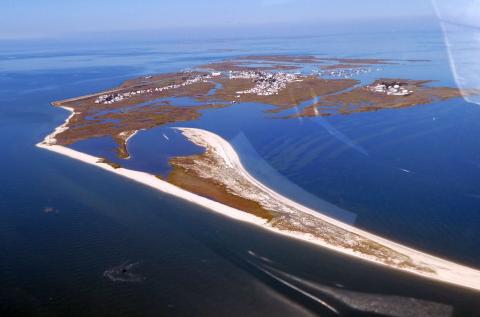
[103,261,145,283]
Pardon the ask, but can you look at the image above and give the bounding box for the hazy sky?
[2,0,436,39]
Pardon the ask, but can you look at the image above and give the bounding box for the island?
[37,54,480,291]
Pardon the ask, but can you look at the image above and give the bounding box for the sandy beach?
[38,106,480,292]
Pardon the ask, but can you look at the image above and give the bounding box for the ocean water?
[1,28,480,316]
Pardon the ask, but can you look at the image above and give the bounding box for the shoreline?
[37,106,480,292]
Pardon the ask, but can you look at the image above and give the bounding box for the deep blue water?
[1,29,480,316]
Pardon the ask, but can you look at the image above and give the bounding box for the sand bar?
[38,106,480,292]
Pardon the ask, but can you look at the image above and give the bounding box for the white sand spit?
[37,107,480,292]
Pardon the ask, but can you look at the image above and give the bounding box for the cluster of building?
[368,82,413,96]
[230,70,302,96]
[94,72,222,105]
[94,89,152,104]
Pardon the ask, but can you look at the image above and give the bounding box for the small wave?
[103,261,145,282]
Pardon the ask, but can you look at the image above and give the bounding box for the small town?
[94,69,303,103]
[94,72,222,105]
[230,70,302,96]
[368,82,413,96]
[94,68,415,104]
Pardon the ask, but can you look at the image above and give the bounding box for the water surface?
[1,29,480,315]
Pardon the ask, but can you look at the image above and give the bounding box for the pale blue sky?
[2,0,436,39]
